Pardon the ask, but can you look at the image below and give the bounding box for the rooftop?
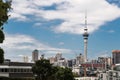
[112,50,120,53]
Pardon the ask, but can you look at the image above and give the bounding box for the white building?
[23,56,28,62]
[76,54,84,66]
[0,61,33,78]
[49,57,56,64]
[72,66,80,75]
[75,77,98,80]
[53,58,67,68]
[55,53,62,61]
[98,64,120,80]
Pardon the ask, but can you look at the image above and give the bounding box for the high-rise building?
[98,57,112,70]
[83,13,89,62]
[55,53,62,61]
[112,50,120,64]
[57,58,67,68]
[67,60,73,68]
[49,57,56,64]
[98,57,112,66]
[76,53,84,65]
[32,49,39,62]
[23,56,28,62]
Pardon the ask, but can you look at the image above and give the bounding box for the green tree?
[32,59,53,80]
[0,0,11,28]
[55,67,74,80]
[32,59,75,80]
[0,0,11,63]
[0,48,4,63]
[73,72,80,77]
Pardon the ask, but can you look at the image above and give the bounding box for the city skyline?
[1,0,120,61]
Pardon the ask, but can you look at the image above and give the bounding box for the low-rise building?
[72,66,80,75]
[0,61,34,78]
[98,64,120,80]
[75,77,98,80]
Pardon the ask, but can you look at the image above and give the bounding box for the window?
[1,69,4,72]
[18,69,21,72]
[101,74,103,78]
[14,68,17,72]
[0,69,2,72]
[4,68,8,72]
[10,68,14,72]
[21,69,24,72]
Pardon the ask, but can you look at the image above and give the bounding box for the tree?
[0,48,4,63]
[32,59,75,80]
[32,59,53,80]
[0,0,11,63]
[0,0,11,28]
[55,67,74,80]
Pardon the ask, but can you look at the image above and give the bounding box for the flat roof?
[0,62,34,66]
[112,50,120,53]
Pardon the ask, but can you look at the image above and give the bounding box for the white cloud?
[108,30,115,33]
[1,34,72,61]
[59,42,64,45]
[33,23,42,27]
[99,54,109,57]
[9,13,29,21]
[95,51,110,59]
[10,0,120,34]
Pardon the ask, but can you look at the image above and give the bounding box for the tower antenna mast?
[85,10,87,29]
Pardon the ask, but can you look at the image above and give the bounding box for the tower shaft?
[83,12,89,62]
[83,38,88,62]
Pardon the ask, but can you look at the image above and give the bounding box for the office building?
[112,50,120,64]
[76,54,84,66]
[55,53,62,61]
[23,56,28,63]
[32,49,39,62]
[67,60,73,68]
[49,57,56,64]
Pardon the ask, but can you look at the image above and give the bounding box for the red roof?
[81,63,105,68]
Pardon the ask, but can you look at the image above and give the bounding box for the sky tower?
[83,13,89,62]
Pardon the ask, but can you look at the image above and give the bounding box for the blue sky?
[1,0,120,62]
